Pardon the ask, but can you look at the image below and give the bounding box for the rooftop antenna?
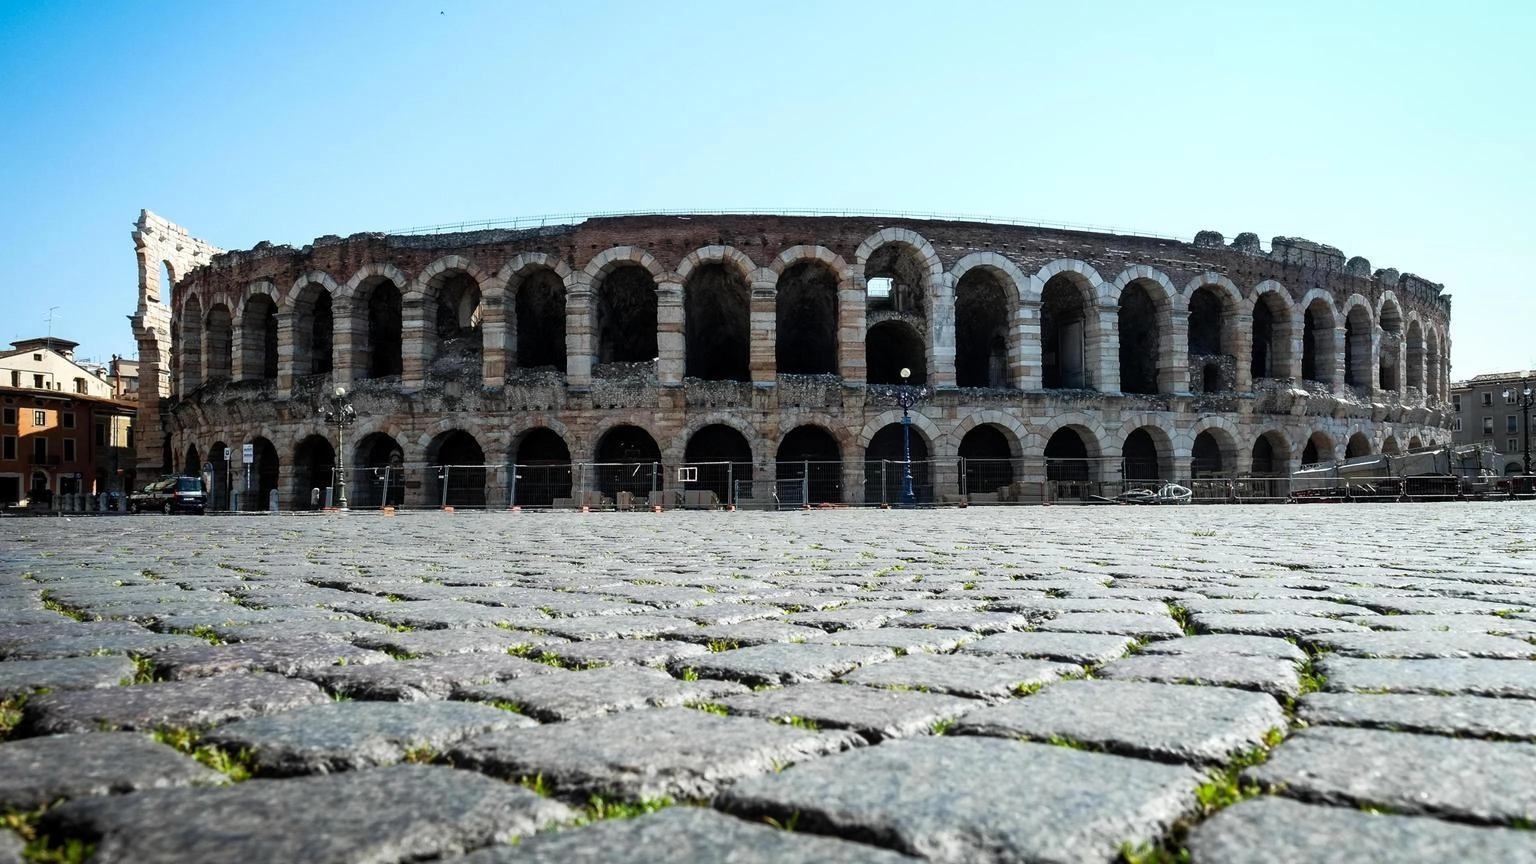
[45,307,60,349]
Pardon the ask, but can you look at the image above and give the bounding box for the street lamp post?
[896,367,923,507]
[322,386,358,510]
[1505,379,1534,477]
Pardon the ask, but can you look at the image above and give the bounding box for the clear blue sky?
[2,0,1532,378]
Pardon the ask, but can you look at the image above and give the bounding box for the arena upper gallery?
[129,211,1454,509]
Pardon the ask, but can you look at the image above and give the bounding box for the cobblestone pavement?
[3,504,1536,863]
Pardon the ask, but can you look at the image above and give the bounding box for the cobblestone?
[3,505,1535,861]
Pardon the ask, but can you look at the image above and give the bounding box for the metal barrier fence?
[263,459,1499,511]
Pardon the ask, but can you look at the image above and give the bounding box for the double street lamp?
[322,386,358,510]
[1505,379,1534,476]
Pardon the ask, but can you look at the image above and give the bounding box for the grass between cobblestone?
[0,695,26,743]
[1,804,95,864]
[151,728,255,782]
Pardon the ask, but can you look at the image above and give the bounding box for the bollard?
[268,489,279,513]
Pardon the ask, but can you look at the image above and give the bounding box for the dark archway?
[182,444,200,477]
[1302,300,1334,384]
[685,263,749,381]
[1302,432,1333,466]
[517,269,567,372]
[1251,434,1282,476]
[1040,276,1087,389]
[1118,283,1160,394]
[431,272,483,377]
[514,428,572,507]
[356,432,405,508]
[595,425,662,501]
[865,320,926,385]
[954,269,1010,388]
[242,294,279,382]
[684,424,753,504]
[1406,321,1425,391]
[864,244,927,316]
[864,422,931,505]
[208,442,229,511]
[1251,293,1289,380]
[959,424,1015,496]
[1344,305,1372,389]
[776,426,842,504]
[1188,288,1224,356]
[206,304,233,382]
[180,296,203,391]
[596,265,658,365]
[293,435,336,510]
[428,430,486,508]
[1191,431,1225,478]
[365,279,403,379]
[776,262,839,375]
[249,437,279,510]
[1346,432,1372,459]
[1044,428,1090,483]
[294,283,334,379]
[1122,428,1162,483]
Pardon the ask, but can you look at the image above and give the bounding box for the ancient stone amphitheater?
[129,210,1453,510]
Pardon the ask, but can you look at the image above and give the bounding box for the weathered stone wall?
[145,213,1455,508]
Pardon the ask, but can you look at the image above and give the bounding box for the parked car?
[130,476,208,514]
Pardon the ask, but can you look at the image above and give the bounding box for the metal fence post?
[441,466,451,509]
[508,462,518,508]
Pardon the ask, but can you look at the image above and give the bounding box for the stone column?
[276,314,297,397]
[1014,301,1042,390]
[481,295,506,388]
[566,287,593,389]
[929,276,956,388]
[838,278,865,384]
[1232,313,1254,392]
[332,299,359,388]
[1166,317,1190,393]
[401,298,429,389]
[749,281,776,385]
[656,281,684,385]
[1093,307,1120,393]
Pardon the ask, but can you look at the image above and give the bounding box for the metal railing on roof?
[384,208,1200,244]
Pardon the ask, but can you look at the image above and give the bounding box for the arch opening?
[205,305,233,382]
[292,434,337,510]
[776,261,839,375]
[1040,275,1087,389]
[684,263,749,381]
[1117,283,1160,394]
[293,284,334,380]
[596,265,658,366]
[1044,427,1090,484]
[866,320,926,385]
[864,244,927,316]
[954,269,1010,388]
[864,422,931,505]
[514,428,572,507]
[776,426,842,504]
[364,278,404,379]
[430,272,483,380]
[1191,430,1226,477]
[182,443,201,477]
[1406,321,1425,392]
[247,437,279,510]
[516,269,567,373]
[356,432,405,509]
[1344,306,1372,389]
[1346,432,1372,459]
[1302,300,1335,384]
[428,430,487,508]
[684,424,753,504]
[959,424,1015,497]
[1122,428,1163,483]
[180,296,203,392]
[1251,292,1291,381]
[594,425,662,501]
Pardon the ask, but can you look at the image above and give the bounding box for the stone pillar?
[481,295,506,387]
[1331,325,1348,395]
[1166,317,1190,393]
[1014,301,1041,390]
[929,275,956,388]
[1232,313,1254,392]
[566,288,593,389]
[401,298,429,389]
[1093,307,1120,393]
[749,281,776,385]
[838,278,865,385]
[332,299,360,388]
[276,314,296,397]
[656,281,684,385]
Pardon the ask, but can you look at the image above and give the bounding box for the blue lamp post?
[897,367,920,507]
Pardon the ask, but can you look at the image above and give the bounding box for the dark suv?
[130,476,208,514]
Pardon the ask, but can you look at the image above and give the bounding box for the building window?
[32,410,46,427]
[1510,438,1520,454]
[1483,392,1494,407]
[95,422,106,446]
[62,411,75,429]
[63,439,75,462]
[31,438,46,461]
[32,374,44,389]
[1453,417,1463,432]
[1,407,13,426]
[1483,417,1495,435]
[74,377,87,394]
[2,436,14,460]
[1509,415,1520,434]
[1452,394,1462,412]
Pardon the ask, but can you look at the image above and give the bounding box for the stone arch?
[956,422,1023,498]
[1250,429,1292,477]
[1119,422,1176,483]
[863,420,935,505]
[1346,431,1372,458]
[581,248,662,368]
[1113,271,1175,395]
[857,228,942,318]
[1299,289,1340,384]
[682,253,751,382]
[239,284,280,383]
[1034,262,1104,390]
[865,319,926,385]
[1301,430,1336,465]
[590,423,663,501]
[510,425,573,507]
[952,254,1024,389]
[340,265,407,380]
[500,254,572,374]
[1405,317,1425,392]
[178,293,203,393]
[1381,436,1401,456]
[679,412,769,462]
[424,428,488,508]
[204,303,233,383]
[411,256,489,379]
[288,274,338,380]
[948,411,1029,460]
[856,410,944,451]
[1426,325,1445,402]
[1181,273,1242,393]
[1341,295,1374,389]
[1189,424,1238,478]
[775,423,845,504]
[775,249,845,376]
[1248,281,1295,381]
